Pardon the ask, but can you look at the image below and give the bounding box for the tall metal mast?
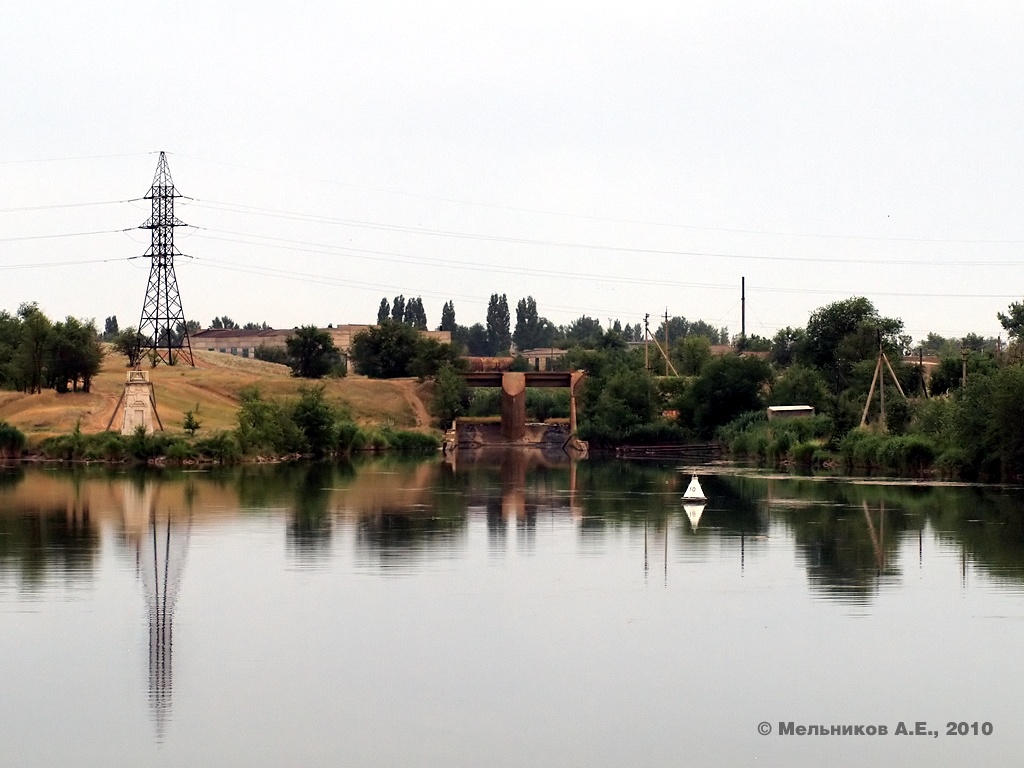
[136,152,194,366]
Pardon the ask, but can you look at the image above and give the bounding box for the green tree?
[103,316,119,341]
[351,321,421,377]
[654,316,690,344]
[47,317,103,393]
[771,326,806,366]
[674,335,712,376]
[0,310,23,390]
[438,301,457,333]
[183,409,201,436]
[409,338,464,380]
[210,316,239,330]
[919,332,959,357]
[769,364,831,413]
[391,295,406,324]
[801,297,903,389]
[998,300,1024,340]
[15,303,52,394]
[929,351,998,396]
[688,319,724,344]
[285,326,340,379]
[235,387,304,455]
[457,323,490,356]
[486,293,511,355]
[513,296,553,350]
[583,368,660,441]
[290,386,336,457]
[431,363,470,428]
[929,356,963,396]
[740,334,772,352]
[113,326,144,367]
[377,298,391,324]
[352,321,462,378]
[403,297,428,330]
[990,366,1024,480]
[563,315,604,348]
[682,354,772,437]
[253,344,291,366]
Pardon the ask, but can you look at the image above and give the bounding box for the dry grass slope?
[0,347,435,441]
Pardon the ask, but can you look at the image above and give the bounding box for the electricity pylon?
[136,152,194,366]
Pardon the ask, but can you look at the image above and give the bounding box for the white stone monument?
[120,370,159,435]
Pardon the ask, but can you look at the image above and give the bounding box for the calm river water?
[2,453,1023,767]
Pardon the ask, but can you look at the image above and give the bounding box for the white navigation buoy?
[683,474,706,502]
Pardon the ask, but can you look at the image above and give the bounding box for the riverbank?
[0,347,436,441]
[0,349,443,464]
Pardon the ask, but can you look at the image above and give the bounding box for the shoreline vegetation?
[0,385,439,465]
[4,295,1024,481]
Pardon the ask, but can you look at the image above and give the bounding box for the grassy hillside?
[0,348,435,442]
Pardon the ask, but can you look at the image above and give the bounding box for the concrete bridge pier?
[569,370,583,436]
[500,372,527,441]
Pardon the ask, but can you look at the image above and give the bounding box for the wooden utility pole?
[643,311,679,376]
[644,313,650,371]
[740,276,746,351]
[879,357,886,431]
[961,344,968,388]
[664,309,670,376]
[860,337,906,429]
[919,348,928,398]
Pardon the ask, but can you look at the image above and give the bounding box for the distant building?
[192,325,452,369]
[517,348,567,371]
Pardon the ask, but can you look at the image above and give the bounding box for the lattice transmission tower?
[136,151,194,366]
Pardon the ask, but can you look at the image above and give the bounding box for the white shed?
[767,405,815,421]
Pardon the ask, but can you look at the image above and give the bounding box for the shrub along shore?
[0,386,439,464]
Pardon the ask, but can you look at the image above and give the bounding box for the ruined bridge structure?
[456,370,586,450]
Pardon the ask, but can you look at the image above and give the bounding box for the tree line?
[0,304,104,393]
[376,293,727,357]
[421,292,1024,483]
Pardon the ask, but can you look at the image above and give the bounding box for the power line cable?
[191,228,1024,299]
[187,200,1024,266]
[0,198,144,213]
[0,228,134,242]
[0,151,157,164]
[0,256,133,271]
[173,157,1024,245]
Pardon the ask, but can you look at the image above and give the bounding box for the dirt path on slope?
[393,379,432,429]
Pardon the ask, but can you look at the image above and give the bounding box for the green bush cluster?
[27,387,439,465]
[238,385,439,458]
[721,413,833,466]
[838,429,938,475]
[36,425,242,463]
[580,420,691,447]
[0,420,27,458]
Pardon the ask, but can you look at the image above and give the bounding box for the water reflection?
[2,462,1024,602]
[288,463,334,563]
[682,502,705,531]
[0,471,98,591]
[4,461,1024,767]
[121,479,192,739]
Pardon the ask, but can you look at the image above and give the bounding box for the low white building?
[767,405,815,421]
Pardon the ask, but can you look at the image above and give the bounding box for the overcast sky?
[3,2,1024,344]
